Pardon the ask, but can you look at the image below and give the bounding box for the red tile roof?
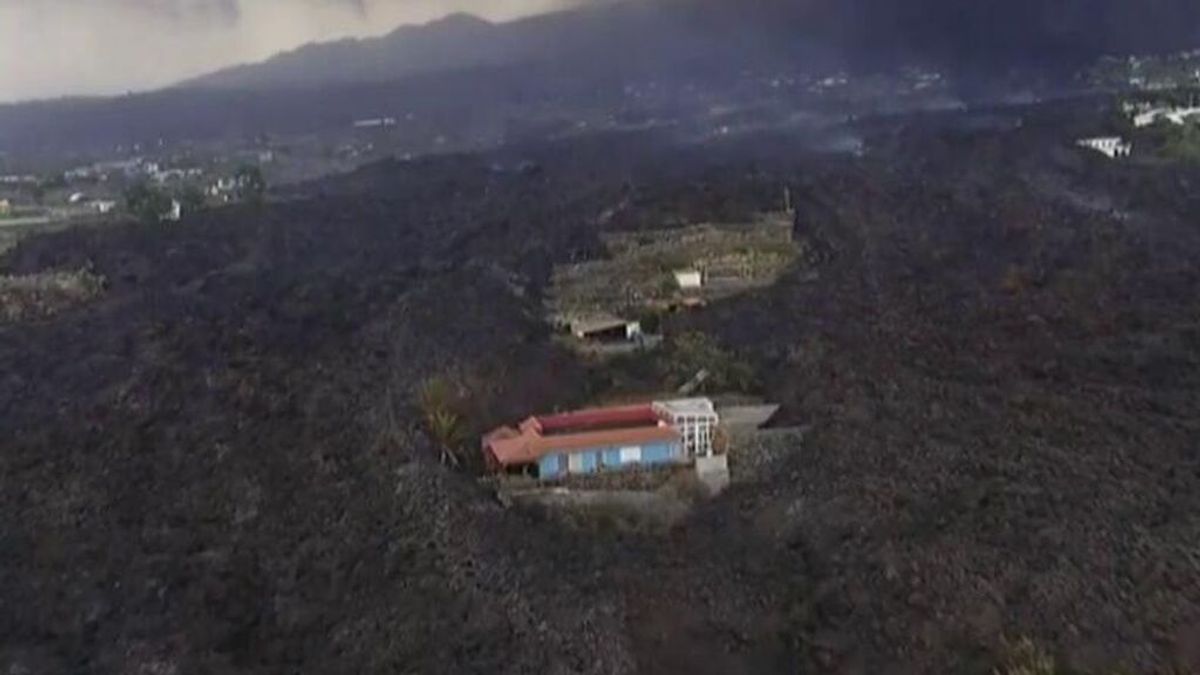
[535,404,660,435]
[481,425,521,447]
[486,424,681,467]
[483,402,689,467]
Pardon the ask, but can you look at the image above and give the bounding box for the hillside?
[2,100,1200,672]
[187,0,1200,92]
[183,2,814,92]
[184,13,508,91]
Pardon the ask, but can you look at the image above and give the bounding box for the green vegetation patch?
[0,267,107,322]
[548,215,797,318]
[1151,120,1200,162]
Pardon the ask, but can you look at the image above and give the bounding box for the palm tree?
[417,378,466,467]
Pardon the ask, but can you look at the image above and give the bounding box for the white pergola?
[653,398,720,458]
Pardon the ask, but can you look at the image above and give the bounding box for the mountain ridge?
[2,0,1200,155]
[181,0,1200,92]
[182,11,504,91]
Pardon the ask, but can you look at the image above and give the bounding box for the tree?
[234,165,266,204]
[416,377,467,467]
[40,172,67,191]
[124,182,173,224]
[178,185,207,214]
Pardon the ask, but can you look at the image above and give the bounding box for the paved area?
[718,404,781,432]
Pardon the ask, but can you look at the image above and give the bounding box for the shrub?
[993,638,1057,675]
[1001,264,1032,296]
[636,308,663,334]
[124,182,175,224]
[234,165,267,204]
[662,331,757,393]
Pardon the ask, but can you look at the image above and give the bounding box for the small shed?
[674,269,703,291]
[0,199,10,216]
[570,315,642,342]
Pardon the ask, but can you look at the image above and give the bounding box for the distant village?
[1088,50,1200,92]
[0,63,964,237]
[0,148,272,229]
[1075,86,1200,162]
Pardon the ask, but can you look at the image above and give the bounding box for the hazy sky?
[0,0,576,103]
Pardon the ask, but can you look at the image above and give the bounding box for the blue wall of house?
[641,443,676,464]
[538,441,683,480]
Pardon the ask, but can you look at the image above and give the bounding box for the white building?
[91,200,117,215]
[1133,106,1200,128]
[208,176,243,202]
[353,117,397,129]
[163,199,182,222]
[64,166,96,180]
[1076,137,1132,159]
[0,198,10,216]
[674,269,703,290]
[151,167,203,184]
[209,177,235,196]
[569,315,642,342]
[652,398,720,458]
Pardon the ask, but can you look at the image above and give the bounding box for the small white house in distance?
[1077,137,1132,159]
[353,117,397,129]
[163,199,182,222]
[674,269,703,290]
[91,200,117,215]
[1133,106,1200,128]
[0,198,10,216]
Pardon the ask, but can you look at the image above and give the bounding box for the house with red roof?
[482,399,718,480]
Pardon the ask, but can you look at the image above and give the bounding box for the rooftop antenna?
[783,185,793,214]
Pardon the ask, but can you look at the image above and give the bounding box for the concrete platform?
[718,404,781,433]
[695,454,730,495]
